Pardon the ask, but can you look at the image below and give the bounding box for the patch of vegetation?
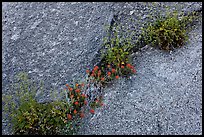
[2,72,71,135]
[141,9,201,51]
[2,4,201,135]
[2,72,103,135]
[91,24,136,83]
[142,12,186,51]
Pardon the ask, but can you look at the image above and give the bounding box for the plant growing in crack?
[2,72,69,135]
[141,9,201,51]
[3,4,201,135]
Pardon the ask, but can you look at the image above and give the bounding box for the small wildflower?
[108,72,111,76]
[130,66,134,69]
[86,69,90,74]
[91,73,95,77]
[67,114,72,120]
[81,83,84,87]
[107,64,111,68]
[101,77,105,81]
[112,68,116,73]
[121,65,125,69]
[98,70,101,77]
[126,63,131,68]
[65,84,69,87]
[70,95,74,99]
[121,62,125,65]
[81,94,86,98]
[115,75,119,79]
[84,100,88,105]
[127,64,134,69]
[93,66,99,71]
[75,83,79,87]
[80,113,85,118]
[73,109,77,114]
[75,101,79,105]
[75,89,80,93]
[69,87,73,91]
[132,69,136,74]
[95,99,99,103]
[90,109,95,114]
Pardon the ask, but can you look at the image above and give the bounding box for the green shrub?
[142,11,189,51]
[97,24,136,81]
[141,9,201,51]
[102,25,133,64]
[2,72,69,135]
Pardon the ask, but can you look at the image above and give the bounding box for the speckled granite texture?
[2,2,202,135]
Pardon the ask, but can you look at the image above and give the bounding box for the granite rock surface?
[2,2,202,135]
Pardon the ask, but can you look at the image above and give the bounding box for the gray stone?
[2,2,202,135]
[2,2,115,96]
[78,14,202,135]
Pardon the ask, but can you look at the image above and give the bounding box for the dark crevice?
[157,117,162,135]
[90,8,202,75]
[90,12,119,68]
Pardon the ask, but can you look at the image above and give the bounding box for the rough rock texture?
[2,2,115,134]
[78,15,202,135]
[2,2,115,96]
[111,2,202,48]
[2,2,202,135]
